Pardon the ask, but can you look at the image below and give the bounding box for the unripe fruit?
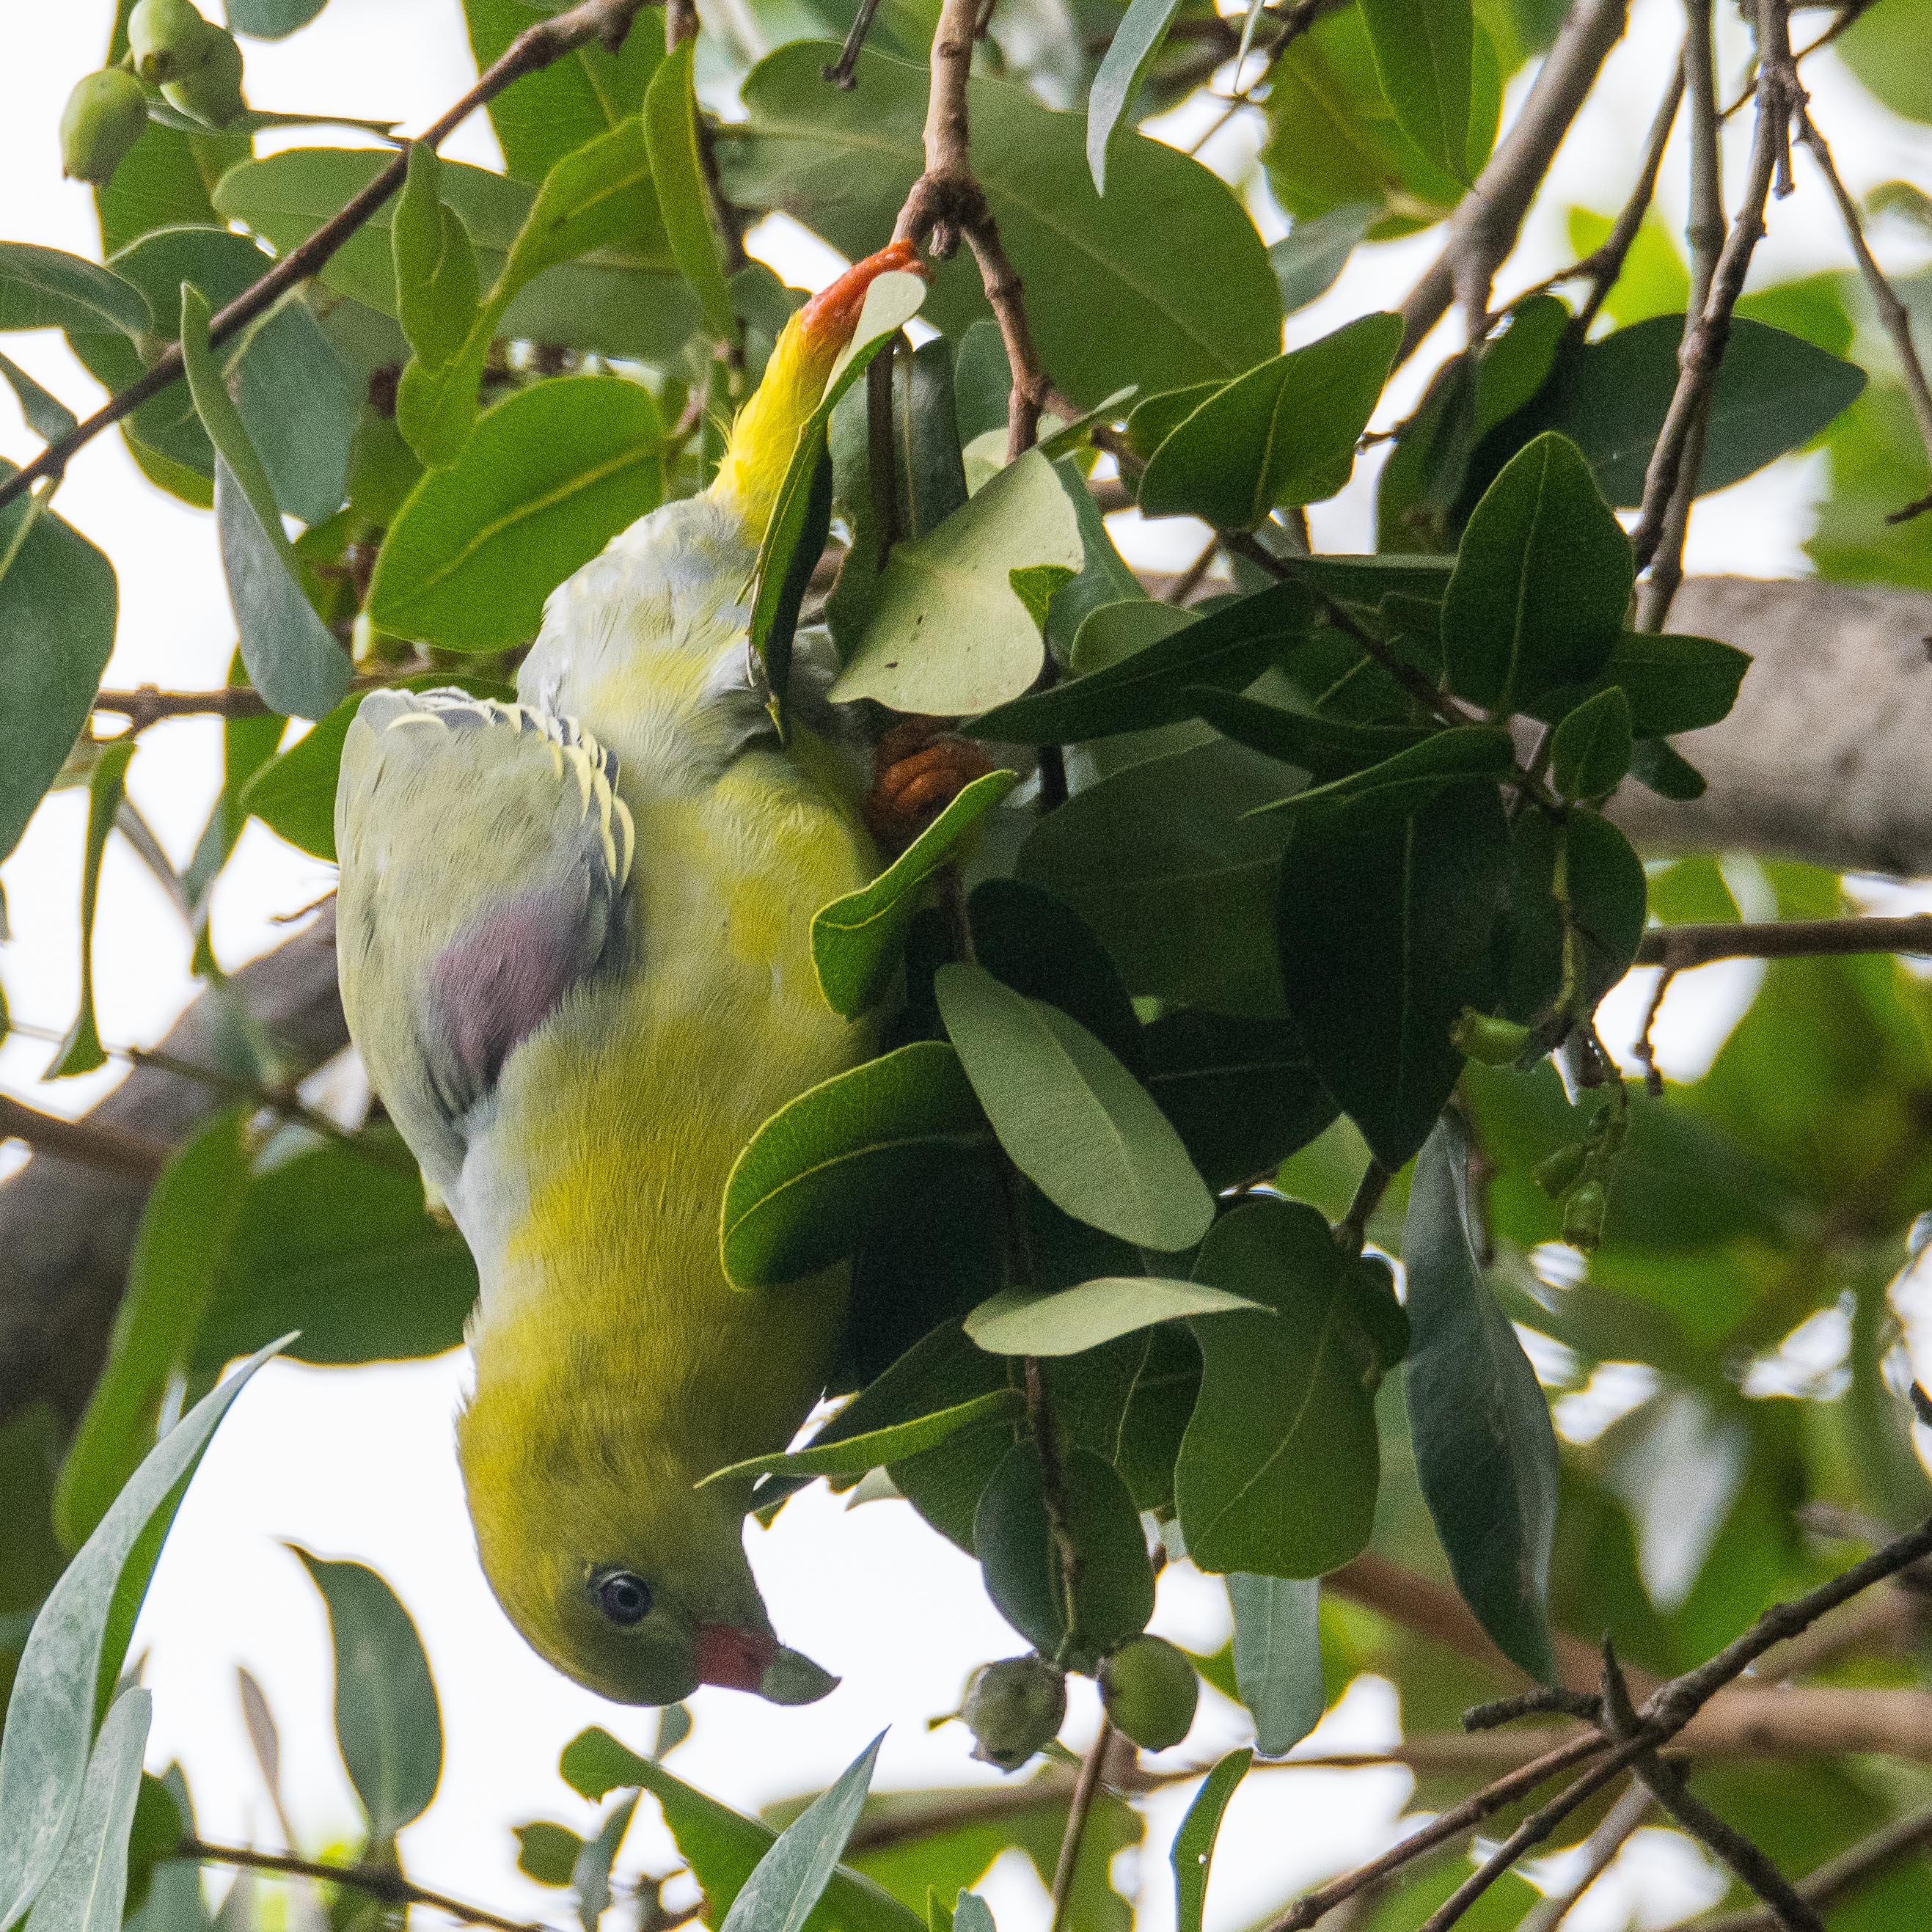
[60,70,148,185]
[1451,1007,1533,1066]
[962,1655,1066,1772]
[161,26,245,128]
[1562,1179,1609,1250]
[1097,1634,1198,1752]
[128,0,216,84]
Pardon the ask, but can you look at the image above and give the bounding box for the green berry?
[1451,1007,1534,1066]
[161,26,245,128]
[128,0,217,84]
[1562,1179,1609,1250]
[1097,1635,1199,1752]
[962,1655,1066,1772]
[59,70,148,185]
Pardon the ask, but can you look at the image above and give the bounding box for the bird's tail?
[708,240,923,542]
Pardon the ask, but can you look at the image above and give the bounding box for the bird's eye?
[593,1570,654,1626]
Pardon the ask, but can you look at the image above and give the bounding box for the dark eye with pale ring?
[593,1570,653,1626]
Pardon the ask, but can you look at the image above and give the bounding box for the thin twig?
[1630,0,1799,576]
[0,0,658,514]
[176,1841,551,1932]
[1572,52,1686,334]
[1636,914,1932,967]
[1334,1158,1391,1257]
[93,687,278,727]
[823,0,886,86]
[1048,1720,1115,1932]
[1631,965,1678,1094]
[0,1094,168,1179]
[1518,1781,1654,1932]
[1676,1803,1932,1931]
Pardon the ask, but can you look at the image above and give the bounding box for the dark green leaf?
[516,1823,585,1888]
[814,770,1019,1018]
[718,44,1281,406]
[703,1391,1025,1488]
[0,352,77,443]
[392,144,480,370]
[1250,725,1512,821]
[721,1042,995,1289]
[643,40,734,341]
[970,582,1318,743]
[1441,431,1631,711]
[1087,0,1185,193]
[179,286,349,720]
[21,1688,150,1932]
[0,473,117,866]
[54,1110,252,1550]
[1472,296,1568,433]
[0,244,150,336]
[1526,629,1749,736]
[0,1342,285,1932]
[1171,1749,1250,1932]
[1562,808,1647,1010]
[1402,1115,1559,1680]
[1359,0,1476,183]
[965,1279,1262,1356]
[1175,1200,1380,1576]
[1228,1576,1323,1754]
[1188,688,1433,780]
[292,1552,442,1845]
[720,1736,885,1932]
[1627,735,1705,799]
[975,1443,1155,1668]
[934,963,1213,1251]
[368,376,663,651]
[1548,686,1632,801]
[1137,315,1402,527]
[48,742,135,1082]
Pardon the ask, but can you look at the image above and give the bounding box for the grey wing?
[332,688,634,1188]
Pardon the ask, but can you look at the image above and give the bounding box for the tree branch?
[1674,1804,1932,1931]
[0,1096,167,1180]
[0,0,660,515]
[1636,915,1932,967]
[1048,1719,1115,1932]
[177,1840,550,1932]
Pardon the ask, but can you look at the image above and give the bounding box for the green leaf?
[0,352,77,443]
[1269,203,1377,315]
[1441,431,1631,712]
[752,270,927,711]
[227,0,332,37]
[191,1137,478,1371]
[975,1443,1155,1669]
[701,1391,1025,1488]
[515,1823,586,1888]
[719,44,1281,405]
[1228,1576,1323,1754]
[722,1042,995,1289]
[48,742,136,1082]
[1403,1115,1559,1680]
[1249,725,1513,822]
[1171,1748,1249,1932]
[1359,0,1475,183]
[1086,0,1184,194]
[721,1738,885,1932]
[369,376,663,650]
[1138,315,1402,527]
[53,1110,252,1550]
[1175,1200,1380,1576]
[0,244,150,337]
[934,962,1214,1251]
[178,285,350,720]
[21,1688,150,1932]
[1521,314,1867,505]
[560,1732,921,1932]
[1188,689,1433,781]
[574,1793,639,1932]
[1562,808,1647,1011]
[813,770,1020,1020]
[1017,739,1297,1017]
[292,1552,442,1846]
[970,582,1318,744]
[0,472,117,866]
[392,144,480,370]
[830,450,1084,715]
[643,40,734,341]
[1277,779,1507,1168]
[0,1342,286,1932]
[1549,686,1632,802]
[1143,1012,1337,1193]
[215,147,696,362]
[1526,629,1749,736]
[965,1279,1262,1356]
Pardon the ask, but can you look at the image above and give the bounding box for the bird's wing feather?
[333,688,634,1183]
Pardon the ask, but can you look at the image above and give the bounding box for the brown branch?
[1518,1782,1654,1932]
[178,1841,550,1932]
[1636,915,1932,967]
[1396,0,1631,362]
[0,0,659,515]
[1048,1720,1115,1932]
[1629,0,1799,576]
[93,687,278,728]
[1567,51,1685,334]
[0,1095,168,1180]
[1675,1804,1932,1932]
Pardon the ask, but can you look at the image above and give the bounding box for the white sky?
[5,4,1932,1931]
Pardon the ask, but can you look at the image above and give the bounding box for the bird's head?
[454,1346,836,1708]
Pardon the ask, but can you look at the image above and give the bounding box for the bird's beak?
[693,1624,838,1704]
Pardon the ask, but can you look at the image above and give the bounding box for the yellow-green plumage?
[334,249,917,1705]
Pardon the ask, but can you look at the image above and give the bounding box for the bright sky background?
[5,5,1932,1931]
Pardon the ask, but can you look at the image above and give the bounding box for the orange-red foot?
[864,717,996,852]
